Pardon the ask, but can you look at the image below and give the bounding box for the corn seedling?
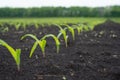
[0,39,21,71]
[15,23,21,30]
[21,23,26,30]
[21,34,60,58]
[74,23,90,35]
[41,34,60,53]
[82,24,91,31]
[35,23,39,29]
[55,24,68,47]
[62,24,75,40]
[0,23,9,33]
[74,24,84,35]
[21,34,46,57]
[41,23,45,27]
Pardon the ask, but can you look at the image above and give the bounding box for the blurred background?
[0,0,120,18]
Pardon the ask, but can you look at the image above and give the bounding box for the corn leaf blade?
[29,41,38,58]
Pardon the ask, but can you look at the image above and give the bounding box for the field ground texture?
[0,18,120,80]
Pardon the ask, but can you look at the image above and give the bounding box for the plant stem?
[17,65,20,71]
[43,52,45,58]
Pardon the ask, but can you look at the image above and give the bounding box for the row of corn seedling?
[0,23,91,71]
[0,22,49,32]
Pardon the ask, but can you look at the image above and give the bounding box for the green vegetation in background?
[0,17,120,29]
[0,6,120,17]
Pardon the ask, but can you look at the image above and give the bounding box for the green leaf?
[15,23,21,30]
[21,34,39,42]
[39,40,46,57]
[68,26,75,40]
[16,49,21,71]
[62,24,75,40]
[0,39,21,71]
[57,29,68,47]
[29,41,38,58]
[43,34,60,53]
[21,34,47,58]
[76,26,83,35]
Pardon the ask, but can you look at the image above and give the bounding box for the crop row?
[0,23,91,71]
[0,22,47,33]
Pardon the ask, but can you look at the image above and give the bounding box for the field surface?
[0,17,120,25]
[0,18,120,80]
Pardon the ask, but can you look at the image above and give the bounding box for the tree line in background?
[0,6,119,17]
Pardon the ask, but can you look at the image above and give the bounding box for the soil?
[0,20,120,80]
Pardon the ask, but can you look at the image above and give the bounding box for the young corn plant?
[77,26,83,35]
[62,24,75,40]
[0,23,9,33]
[55,24,68,47]
[21,34,46,57]
[74,24,84,35]
[15,23,21,30]
[75,23,91,35]
[41,34,60,53]
[21,34,60,58]
[83,24,90,31]
[0,39,21,71]
[35,23,39,29]
[21,23,26,30]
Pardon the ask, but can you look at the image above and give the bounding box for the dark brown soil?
[0,20,120,80]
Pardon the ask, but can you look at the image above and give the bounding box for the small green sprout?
[0,39,21,71]
[55,24,68,47]
[42,34,60,53]
[76,26,83,35]
[35,23,39,29]
[30,39,47,58]
[15,23,21,30]
[74,23,91,35]
[62,24,75,40]
[21,23,26,30]
[21,34,46,57]
[0,24,9,33]
[75,24,84,35]
[82,24,91,31]
[21,34,60,58]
